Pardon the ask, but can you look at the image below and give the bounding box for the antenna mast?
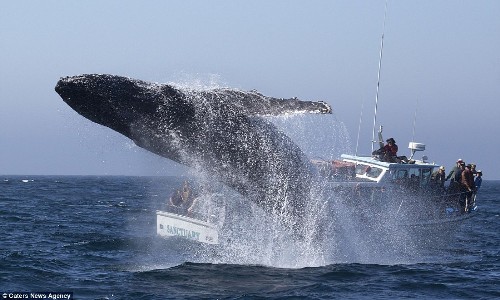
[371,0,388,152]
[355,99,364,156]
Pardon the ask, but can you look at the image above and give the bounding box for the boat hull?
[156,210,219,244]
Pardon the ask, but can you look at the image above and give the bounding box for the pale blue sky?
[1,1,499,178]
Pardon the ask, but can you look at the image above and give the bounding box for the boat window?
[355,164,367,175]
[408,169,421,187]
[355,164,383,179]
[392,169,408,180]
[420,168,432,185]
[392,168,433,186]
[367,167,383,178]
[409,168,420,180]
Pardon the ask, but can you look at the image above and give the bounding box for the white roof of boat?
[341,154,438,169]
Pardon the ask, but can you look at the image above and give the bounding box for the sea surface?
[1,176,499,299]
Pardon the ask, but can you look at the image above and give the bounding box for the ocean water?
[1,175,499,299]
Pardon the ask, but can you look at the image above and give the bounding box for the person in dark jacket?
[169,190,183,206]
[372,137,402,163]
[446,159,463,182]
[431,166,447,191]
[447,159,464,194]
[383,138,398,157]
[460,164,475,212]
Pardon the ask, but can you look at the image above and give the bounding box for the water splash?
[267,113,352,161]
[143,77,425,268]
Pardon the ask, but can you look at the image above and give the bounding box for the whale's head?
[55,74,192,136]
[55,74,158,135]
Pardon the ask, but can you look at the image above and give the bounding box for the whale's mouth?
[55,75,116,109]
[55,76,82,102]
[55,76,95,116]
[55,75,142,135]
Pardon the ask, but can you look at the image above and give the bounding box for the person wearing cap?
[380,138,398,162]
[470,163,477,175]
[446,160,464,193]
[475,170,483,191]
[460,164,475,212]
[446,159,464,182]
[431,166,447,191]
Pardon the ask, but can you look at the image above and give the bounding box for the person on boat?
[470,163,477,175]
[180,181,195,214]
[169,190,183,207]
[383,138,398,158]
[431,166,447,191]
[167,189,184,215]
[474,170,483,191]
[181,181,191,201]
[373,138,399,162]
[446,159,464,194]
[460,164,475,212]
[446,159,463,183]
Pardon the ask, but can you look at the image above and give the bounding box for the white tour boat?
[156,188,225,245]
[312,137,478,227]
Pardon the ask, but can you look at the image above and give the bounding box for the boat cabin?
[312,141,438,189]
[340,154,437,189]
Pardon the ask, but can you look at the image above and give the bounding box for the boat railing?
[342,183,478,218]
[393,188,478,216]
[433,189,478,211]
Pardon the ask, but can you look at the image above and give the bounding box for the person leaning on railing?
[447,160,465,194]
[460,164,476,212]
[446,159,463,184]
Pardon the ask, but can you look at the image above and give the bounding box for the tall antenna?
[371,0,388,153]
[409,98,420,158]
[355,98,364,156]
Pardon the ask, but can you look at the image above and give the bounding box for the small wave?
[128,262,183,273]
[4,250,25,259]
[2,215,25,222]
[63,238,130,251]
[133,262,205,278]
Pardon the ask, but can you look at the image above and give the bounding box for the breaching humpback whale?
[55,74,331,226]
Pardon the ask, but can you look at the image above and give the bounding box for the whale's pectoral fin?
[266,98,332,115]
[214,89,332,116]
[245,95,332,116]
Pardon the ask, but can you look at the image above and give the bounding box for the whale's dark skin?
[55,74,332,226]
